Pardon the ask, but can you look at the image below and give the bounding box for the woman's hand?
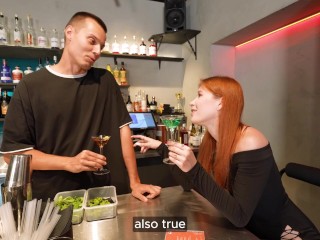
[167,141,197,172]
[131,135,162,153]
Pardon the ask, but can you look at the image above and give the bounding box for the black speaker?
[164,0,186,32]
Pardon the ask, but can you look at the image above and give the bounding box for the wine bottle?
[1,90,11,117]
[148,39,157,57]
[1,59,12,83]
[121,36,129,54]
[13,14,23,46]
[0,12,8,45]
[180,123,189,145]
[126,95,133,112]
[113,60,120,85]
[120,61,127,85]
[50,28,60,49]
[26,15,35,46]
[129,35,138,55]
[37,27,48,48]
[150,96,157,113]
[139,38,147,55]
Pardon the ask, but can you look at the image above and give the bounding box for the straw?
[0,199,62,240]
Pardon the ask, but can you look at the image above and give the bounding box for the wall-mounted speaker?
[164,0,186,32]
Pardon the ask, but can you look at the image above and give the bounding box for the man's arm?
[120,125,161,202]
[3,149,107,173]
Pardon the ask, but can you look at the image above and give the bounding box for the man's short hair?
[66,11,107,33]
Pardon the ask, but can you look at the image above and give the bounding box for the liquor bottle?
[1,59,12,83]
[13,14,23,46]
[146,94,150,112]
[50,28,59,49]
[102,38,110,53]
[120,61,127,85]
[106,64,112,73]
[121,36,129,54]
[35,58,43,71]
[139,38,147,55]
[129,35,138,55]
[180,123,189,145]
[0,12,8,45]
[111,35,120,54]
[141,91,147,112]
[189,123,196,147]
[12,66,23,83]
[113,60,120,85]
[148,39,157,57]
[24,66,33,75]
[45,56,51,67]
[26,15,35,46]
[134,94,140,112]
[126,95,133,112]
[53,55,58,65]
[150,96,157,113]
[37,27,47,48]
[1,90,11,117]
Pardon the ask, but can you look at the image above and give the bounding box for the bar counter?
[72,186,258,240]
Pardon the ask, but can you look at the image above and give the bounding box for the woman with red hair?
[133,76,320,239]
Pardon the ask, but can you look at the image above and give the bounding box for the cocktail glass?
[91,135,111,175]
[160,115,184,164]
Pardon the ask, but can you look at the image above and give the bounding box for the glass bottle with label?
[148,39,157,57]
[126,95,133,112]
[179,123,189,145]
[1,90,11,117]
[12,66,23,83]
[113,60,120,85]
[120,61,127,85]
[37,27,48,48]
[53,55,58,65]
[35,58,43,71]
[112,35,120,54]
[139,38,147,55]
[150,96,157,113]
[24,66,33,75]
[50,28,60,49]
[0,12,8,45]
[141,91,147,112]
[13,14,23,46]
[121,36,129,54]
[1,59,12,83]
[26,15,35,46]
[130,35,138,55]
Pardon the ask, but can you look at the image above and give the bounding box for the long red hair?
[197,76,244,189]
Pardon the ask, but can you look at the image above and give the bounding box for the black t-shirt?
[1,67,132,199]
[157,143,320,239]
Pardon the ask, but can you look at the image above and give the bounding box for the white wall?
[1,0,185,107]
[235,13,320,228]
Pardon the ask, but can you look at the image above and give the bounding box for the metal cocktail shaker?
[1,154,32,230]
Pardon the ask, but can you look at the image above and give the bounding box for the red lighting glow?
[236,12,320,48]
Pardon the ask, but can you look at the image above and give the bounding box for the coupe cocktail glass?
[160,115,184,164]
[91,135,111,175]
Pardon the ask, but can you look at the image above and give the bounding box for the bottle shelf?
[0,45,184,68]
[149,29,201,59]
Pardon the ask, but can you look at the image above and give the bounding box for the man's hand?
[66,150,107,173]
[131,183,161,202]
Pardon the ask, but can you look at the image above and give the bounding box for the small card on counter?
[165,230,205,240]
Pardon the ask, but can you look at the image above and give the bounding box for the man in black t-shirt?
[0,12,161,201]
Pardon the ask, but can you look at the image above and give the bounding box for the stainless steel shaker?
[1,154,32,230]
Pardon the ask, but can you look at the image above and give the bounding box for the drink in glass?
[91,135,111,175]
[160,115,184,164]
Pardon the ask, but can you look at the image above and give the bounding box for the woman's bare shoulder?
[235,127,269,153]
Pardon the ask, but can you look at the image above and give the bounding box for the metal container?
[1,154,32,230]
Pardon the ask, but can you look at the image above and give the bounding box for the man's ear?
[65,25,73,41]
